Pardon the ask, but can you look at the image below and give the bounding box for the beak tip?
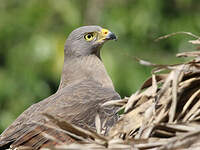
[107,32,117,40]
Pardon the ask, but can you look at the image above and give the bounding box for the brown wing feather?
[0,79,120,149]
[10,123,75,149]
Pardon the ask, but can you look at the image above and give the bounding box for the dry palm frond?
[38,32,200,150]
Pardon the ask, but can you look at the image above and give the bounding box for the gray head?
[64,26,117,58]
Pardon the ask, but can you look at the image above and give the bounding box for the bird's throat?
[58,55,114,91]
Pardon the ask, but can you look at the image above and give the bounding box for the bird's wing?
[0,79,120,149]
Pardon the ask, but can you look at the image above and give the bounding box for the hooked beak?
[105,31,117,40]
[96,28,117,43]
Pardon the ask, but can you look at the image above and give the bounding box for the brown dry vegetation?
[17,33,200,150]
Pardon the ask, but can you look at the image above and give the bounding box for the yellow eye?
[84,33,95,41]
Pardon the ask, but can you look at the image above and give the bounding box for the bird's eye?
[84,33,95,41]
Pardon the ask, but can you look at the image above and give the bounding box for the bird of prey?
[0,26,120,149]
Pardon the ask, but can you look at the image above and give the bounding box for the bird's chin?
[93,41,104,47]
[94,39,109,45]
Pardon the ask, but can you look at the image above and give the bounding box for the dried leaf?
[155,32,200,42]
[177,51,200,57]
[189,39,200,45]
[95,113,101,134]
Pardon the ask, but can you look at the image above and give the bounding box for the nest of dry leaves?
[40,33,200,150]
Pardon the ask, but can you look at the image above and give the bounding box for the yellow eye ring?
[84,33,95,41]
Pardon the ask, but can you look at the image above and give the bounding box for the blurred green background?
[0,0,199,133]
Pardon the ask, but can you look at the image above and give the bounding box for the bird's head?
[64,26,117,58]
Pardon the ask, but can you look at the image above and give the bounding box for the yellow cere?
[101,28,109,36]
[95,28,110,43]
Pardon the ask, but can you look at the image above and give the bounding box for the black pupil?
[87,34,92,39]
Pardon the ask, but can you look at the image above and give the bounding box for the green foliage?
[0,0,199,132]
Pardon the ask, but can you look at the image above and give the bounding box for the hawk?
[0,26,120,149]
